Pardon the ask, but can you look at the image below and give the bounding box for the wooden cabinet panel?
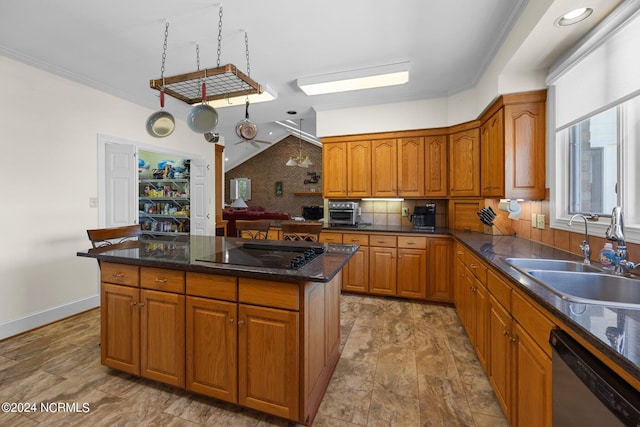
[186,272,237,301]
[342,247,369,293]
[141,267,185,293]
[369,234,396,247]
[186,296,238,402]
[397,248,427,299]
[511,290,554,357]
[453,256,466,320]
[398,136,424,196]
[371,139,398,197]
[140,289,185,388]
[101,283,140,375]
[504,101,546,199]
[101,262,139,287]
[513,323,552,427]
[348,140,371,197]
[449,128,480,197]
[239,278,299,310]
[427,237,453,302]
[425,135,448,196]
[342,233,369,246]
[474,279,489,371]
[397,235,427,249]
[319,231,343,244]
[481,109,505,197]
[448,199,484,232]
[238,304,299,421]
[489,295,512,421]
[369,246,397,295]
[322,142,347,197]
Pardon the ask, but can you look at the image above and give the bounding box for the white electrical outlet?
[531,214,537,228]
[537,214,546,229]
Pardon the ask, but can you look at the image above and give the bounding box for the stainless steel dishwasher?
[550,329,640,426]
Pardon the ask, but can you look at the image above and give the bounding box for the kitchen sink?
[506,258,602,273]
[526,270,640,309]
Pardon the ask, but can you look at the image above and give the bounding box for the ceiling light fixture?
[286,119,313,168]
[203,85,277,108]
[555,7,593,26]
[274,120,322,146]
[297,61,410,95]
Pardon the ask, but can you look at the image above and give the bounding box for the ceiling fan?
[232,99,272,146]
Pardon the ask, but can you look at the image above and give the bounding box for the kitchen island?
[78,235,358,426]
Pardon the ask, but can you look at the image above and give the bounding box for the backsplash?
[359,199,448,228]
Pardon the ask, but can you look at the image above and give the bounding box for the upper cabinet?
[322,142,348,197]
[424,135,448,197]
[449,126,480,197]
[480,90,547,200]
[372,139,398,197]
[348,140,372,197]
[398,137,424,197]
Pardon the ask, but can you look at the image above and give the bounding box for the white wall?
[0,55,215,339]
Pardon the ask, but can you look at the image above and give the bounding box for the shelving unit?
[139,178,190,235]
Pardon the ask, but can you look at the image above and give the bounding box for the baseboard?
[0,295,99,340]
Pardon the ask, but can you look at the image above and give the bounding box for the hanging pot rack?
[149,6,263,107]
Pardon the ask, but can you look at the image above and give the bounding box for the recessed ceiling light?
[555,7,593,26]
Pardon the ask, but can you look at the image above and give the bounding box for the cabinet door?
[504,102,546,200]
[453,256,466,323]
[371,139,397,197]
[474,279,489,371]
[238,304,299,421]
[512,322,552,427]
[427,238,453,302]
[462,271,476,343]
[397,248,427,299]
[481,109,504,197]
[489,296,512,422]
[347,140,371,197]
[398,137,424,197]
[369,247,397,296]
[342,247,369,293]
[449,128,480,197]
[101,283,140,375]
[425,135,448,196]
[140,289,185,388]
[186,296,238,403]
[322,142,347,197]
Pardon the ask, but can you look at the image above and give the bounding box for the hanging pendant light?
[285,119,313,167]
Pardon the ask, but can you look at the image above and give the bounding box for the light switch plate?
[89,197,98,208]
[537,214,546,229]
[402,207,409,217]
[531,214,537,228]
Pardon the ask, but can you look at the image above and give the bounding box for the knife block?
[483,214,515,235]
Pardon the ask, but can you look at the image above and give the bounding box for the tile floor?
[0,294,507,426]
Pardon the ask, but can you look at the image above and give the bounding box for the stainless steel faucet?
[569,214,591,264]
[605,206,640,274]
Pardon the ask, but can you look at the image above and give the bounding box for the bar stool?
[281,221,323,242]
[236,220,271,239]
[86,224,141,255]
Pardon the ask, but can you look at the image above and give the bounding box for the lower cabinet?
[369,236,397,296]
[427,237,453,302]
[342,233,370,293]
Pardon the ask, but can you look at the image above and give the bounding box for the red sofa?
[223,206,291,237]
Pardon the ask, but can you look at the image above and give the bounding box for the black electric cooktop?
[196,242,325,270]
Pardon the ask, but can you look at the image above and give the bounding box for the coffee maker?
[411,204,436,230]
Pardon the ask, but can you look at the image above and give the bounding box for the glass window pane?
[568,108,618,214]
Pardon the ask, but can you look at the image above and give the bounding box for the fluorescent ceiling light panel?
[297,62,410,95]
[205,85,277,108]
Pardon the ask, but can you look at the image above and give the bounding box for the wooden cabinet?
[424,135,448,196]
[398,137,424,197]
[479,90,547,200]
[372,139,398,196]
[348,140,371,197]
[342,233,369,293]
[319,230,343,244]
[481,109,504,197]
[448,199,484,231]
[449,127,480,197]
[427,237,453,302]
[489,294,512,418]
[322,142,347,197]
[369,246,397,296]
[100,263,185,388]
[396,236,428,299]
[238,304,299,420]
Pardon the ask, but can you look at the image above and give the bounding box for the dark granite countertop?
[78,235,358,283]
[323,224,451,235]
[453,231,640,385]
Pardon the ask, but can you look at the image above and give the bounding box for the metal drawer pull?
[154,278,168,283]
[113,272,124,278]
[237,320,245,327]
[407,242,416,245]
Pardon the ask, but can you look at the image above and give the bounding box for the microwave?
[328,201,359,226]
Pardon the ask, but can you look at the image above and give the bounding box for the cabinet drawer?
[101,262,139,287]
[369,235,396,247]
[319,232,343,244]
[186,272,237,301]
[342,233,369,246]
[398,236,427,249]
[141,267,185,293]
[487,269,511,311]
[454,243,465,259]
[465,252,487,284]
[512,290,555,357]
[239,278,299,310]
